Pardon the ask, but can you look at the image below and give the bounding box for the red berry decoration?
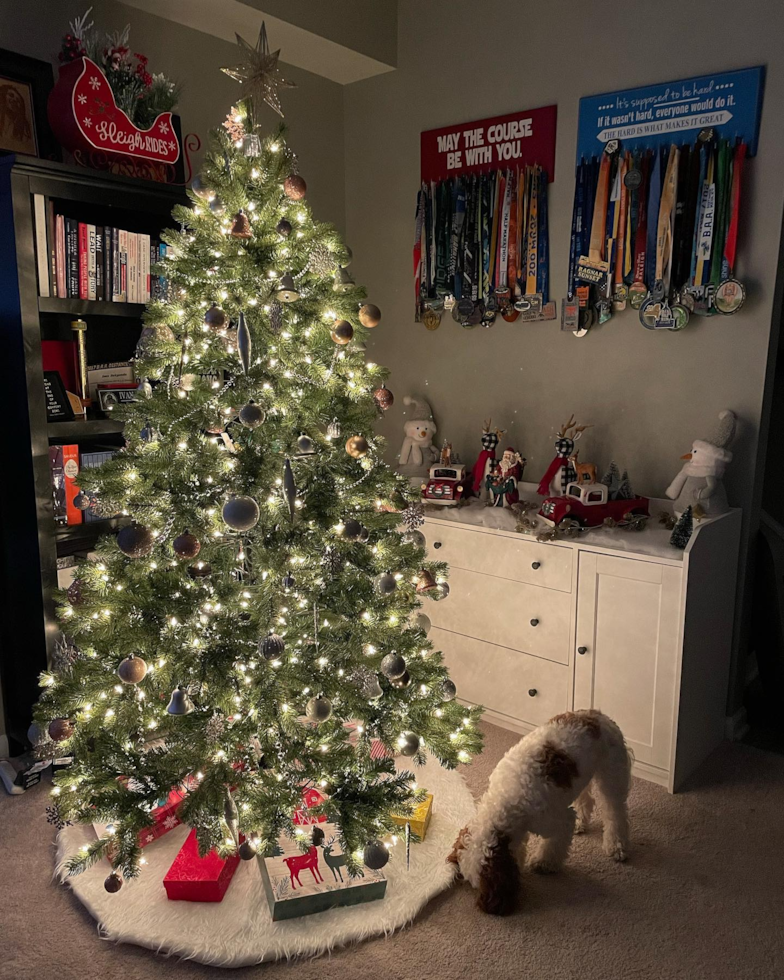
[283,174,307,200]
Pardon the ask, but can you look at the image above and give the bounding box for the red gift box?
[138,787,187,846]
[164,829,241,902]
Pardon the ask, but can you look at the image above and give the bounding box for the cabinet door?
[574,553,682,771]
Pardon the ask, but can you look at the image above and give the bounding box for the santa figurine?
[538,414,591,497]
[499,447,526,506]
[471,419,505,501]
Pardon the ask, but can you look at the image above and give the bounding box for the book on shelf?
[86,361,134,402]
[80,449,118,523]
[49,446,67,525]
[62,444,82,526]
[33,198,168,305]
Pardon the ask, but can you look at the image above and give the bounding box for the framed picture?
[0,49,60,160]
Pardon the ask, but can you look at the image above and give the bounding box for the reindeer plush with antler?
[538,415,592,497]
[471,419,506,501]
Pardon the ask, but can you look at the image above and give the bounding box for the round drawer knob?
[578,646,588,655]
[528,688,537,697]
[433,541,442,549]
[531,561,541,570]
[530,618,539,627]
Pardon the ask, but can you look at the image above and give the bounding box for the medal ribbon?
[567,160,585,298]
[723,142,746,277]
[695,145,716,287]
[526,165,540,294]
[462,176,476,301]
[498,171,512,289]
[537,168,549,300]
[645,149,662,290]
[631,154,649,286]
[658,145,679,294]
[588,152,611,261]
[710,141,731,286]
[507,169,518,292]
[413,185,426,314]
[614,155,629,291]
[451,178,466,299]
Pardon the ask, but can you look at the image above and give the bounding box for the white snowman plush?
[398,395,439,476]
[666,410,736,518]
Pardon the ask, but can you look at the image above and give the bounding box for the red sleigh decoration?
[47,57,198,184]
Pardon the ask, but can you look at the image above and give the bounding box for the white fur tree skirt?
[55,760,474,967]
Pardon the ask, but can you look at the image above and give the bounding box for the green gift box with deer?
[258,820,387,921]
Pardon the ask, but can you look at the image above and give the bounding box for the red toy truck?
[539,482,649,528]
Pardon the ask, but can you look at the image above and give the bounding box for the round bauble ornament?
[188,561,212,580]
[173,530,201,560]
[357,525,370,543]
[282,573,296,591]
[326,418,341,440]
[239,839,257,861]
[48,718,74,742]
[135,324,175,357]
[342,518,363,540]
[222,496,260,532]
[363,840,389,871]
[380,653,406,679]
[391,670,411,689]
[330,320,354,345]
[136,378,153,399]
[117,655,148,685]
[104,872,124,894]
[372,385,394,411]
[209,194,225,214]
[276,218,293,237]
[375,573,397,596]
[306,696,333,723]
[358,303,381,328]
[296,433,316,455]
[441,678,457,701]
[413,611,431,633]
[166,686,193,715]
[230,209,252,239]
[277,273,299,303]
[239,401,265,428]
[73,490,91,511]
[283,174,307,200]
[402,530,426,548]
[398,731,420,757]
[117,523,155,559]
[140,422,157,444]
[438,582,451,599]
[204,303,228,331]
[345,435,369,458]
[259,633,285,660]
[191,174,213,201]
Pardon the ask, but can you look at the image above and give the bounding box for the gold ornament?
[358,303,381,328]
[345,435,369,458]
[117,655,148,685]
[283,174,307,200]
[220,23,295,119]
[229,209,252,239]
[415,569,438,593]
[330,320,354,345]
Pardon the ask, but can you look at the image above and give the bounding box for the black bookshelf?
[0,154,186,752]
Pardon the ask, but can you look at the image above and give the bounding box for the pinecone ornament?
[205,713,226,742]
[308,243,336,278]
[269,300,283,334]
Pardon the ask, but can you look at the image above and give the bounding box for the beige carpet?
[2,721,783,980]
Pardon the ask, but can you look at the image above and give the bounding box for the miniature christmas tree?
[601,460,622,498]
[670,506,694,549]
[617,470,634,500]
[34,32,481,889]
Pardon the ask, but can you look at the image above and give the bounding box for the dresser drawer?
[432,627,570,728]
[428,566,573,664]
[426,520,573,592]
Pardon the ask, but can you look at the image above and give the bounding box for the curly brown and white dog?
[448,709,631,915]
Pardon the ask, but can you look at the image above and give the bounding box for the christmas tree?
[669,506,694,549]
[35,30,481,889]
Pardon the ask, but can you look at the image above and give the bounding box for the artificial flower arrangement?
[59,8,180,130]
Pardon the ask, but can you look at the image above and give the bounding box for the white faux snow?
[56,758,474,967]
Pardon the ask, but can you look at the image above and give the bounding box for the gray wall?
[0,0,346,232]
[344,0,784,712]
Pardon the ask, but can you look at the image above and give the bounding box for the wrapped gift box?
[392,792,433,841]
[258,820,386,921]
[164,828,241,902]
[93,785,188,850]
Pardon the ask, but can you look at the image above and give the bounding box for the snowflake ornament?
[402,503,426,530]
[321,546,344,577]
[307,243,336,278]
[222,107,246,143]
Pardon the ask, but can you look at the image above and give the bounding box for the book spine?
[159,242,168,300]
[62,445,82,526]
[49,446,67,525]
[139,233,150,303]
[47,199,57,297]
[66,219,79,298]
[112,228,120,301]
[130,234,139,303]
[103,226,112,301]
[56,215,67,300]
[95,226,103,302]
[78,223,89,300]
[33,194,50,297]
[119,230,128,302]
[87,224,96,301]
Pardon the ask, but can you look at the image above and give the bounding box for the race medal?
[485,293,499,314]
[456,297,474,320]
[714,278,746,315]
[612,283,628,312]
[639,297,658,329]
[678,290,695,312]
[443,294,456,311]
[624,168,643,191]
[422,307,441,330]
[670,302,690,330]
[689,284,715,316]
[576,284,590,309]
[481,309,497,328]
[651,278,665,302]
[561,295,580,332]
[653,301,676,330]
[698,128,715,144]
[502,307,520,322]
[604,139,620,157]
[596,297,613,324]
[525,293,543,314]
[629,283,647,309]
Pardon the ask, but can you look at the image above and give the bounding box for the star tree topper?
[221,22,295,119]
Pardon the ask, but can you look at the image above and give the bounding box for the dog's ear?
[477,833,518,916]
[447,826,468,876]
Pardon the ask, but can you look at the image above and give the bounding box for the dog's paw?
[603,839,628,862]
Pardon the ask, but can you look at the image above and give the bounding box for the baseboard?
[725,707,750,742]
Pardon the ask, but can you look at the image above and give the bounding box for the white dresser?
[424,485,741,791]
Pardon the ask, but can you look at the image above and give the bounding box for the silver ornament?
[398,731,420,757]
[73,490,91,511]
[391,670,411,689]
[363,839,389,870]
[239,402,265,428]
[357,526,370,543]
[375,572,397,596]
[140,422,158,443]
[283,457,297,519]
[306,696,333,723]
[402,530,426,548]
[441,679,457,701]
[269,300,283,334]
[296,433,316,455]
[224,791,239,846]
[326,418,342,440]
[237,311,252,374]
[259,633,285,660]
[282,572,296,590]
[350,667,382,700]
[239,839,257,860]
[166,686,193,715]
[209,195,225,214]
[342,519,362,540]
[413,612,431,634]
[277,273,299,303]
[222,495,260,531]
[191,174,212,200]
[333,266,355,293]
[136,378,153,398]
[308,243,336,278]
[381,653,406,679]
[438,582,451,599]
[242,134,261,158]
